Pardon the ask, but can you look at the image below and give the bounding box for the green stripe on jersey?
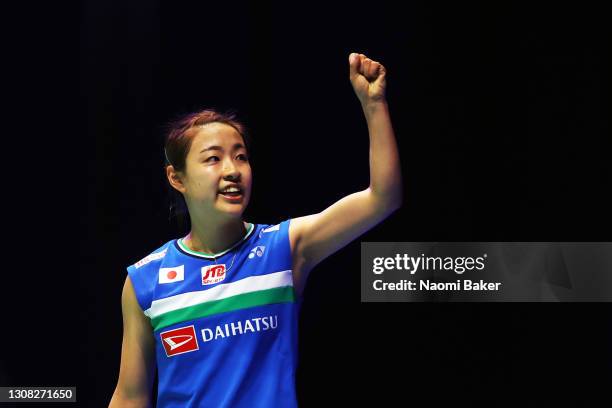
[151,286,295,331]
[146,270,295,330]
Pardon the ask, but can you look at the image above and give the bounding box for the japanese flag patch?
[159,265,185,284]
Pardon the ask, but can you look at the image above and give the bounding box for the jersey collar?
[175,222,256,260]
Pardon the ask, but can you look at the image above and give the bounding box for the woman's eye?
[237,154,249,161]
[205,156,220,162]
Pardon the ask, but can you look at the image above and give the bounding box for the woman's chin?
[215,202,246,216]
[214,193,249,216]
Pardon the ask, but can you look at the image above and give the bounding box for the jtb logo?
[201,264,226,285]
[160,325,199,357]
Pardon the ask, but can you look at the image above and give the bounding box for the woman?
[109,52,402,407]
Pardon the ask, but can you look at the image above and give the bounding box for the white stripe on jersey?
[144,270,293,319]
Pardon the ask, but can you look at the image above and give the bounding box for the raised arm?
[289,52,402,295]
[109,276,157,408]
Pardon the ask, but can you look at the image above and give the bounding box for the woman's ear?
[166,165,186,194]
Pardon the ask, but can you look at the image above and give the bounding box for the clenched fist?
[349,52,387,106]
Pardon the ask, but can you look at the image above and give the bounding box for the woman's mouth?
[218,191,243,202]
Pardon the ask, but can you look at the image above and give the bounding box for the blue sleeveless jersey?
[127,220,301,407]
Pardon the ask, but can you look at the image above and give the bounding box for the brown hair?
[164,108,251,172]
[163,108,252,231]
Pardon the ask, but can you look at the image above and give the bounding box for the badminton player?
[109,52,402,407]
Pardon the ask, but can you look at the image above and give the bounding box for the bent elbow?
[383,189,403,213]
[368,186,403,215]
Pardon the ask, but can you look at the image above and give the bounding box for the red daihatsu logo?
[160,325,199,357]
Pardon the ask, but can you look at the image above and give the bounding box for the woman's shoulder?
[130,239,175,270]
[251,218,293,235]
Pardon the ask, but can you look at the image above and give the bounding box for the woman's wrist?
[362,98,389,117]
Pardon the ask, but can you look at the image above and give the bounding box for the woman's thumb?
[349,52,360,78]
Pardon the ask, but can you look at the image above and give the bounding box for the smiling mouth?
[218,191,244,201]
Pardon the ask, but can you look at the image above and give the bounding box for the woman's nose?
[222,158,240,179]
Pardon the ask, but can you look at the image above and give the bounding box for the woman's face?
[180,122,252,219]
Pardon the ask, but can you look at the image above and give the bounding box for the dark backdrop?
[2,0,611,406]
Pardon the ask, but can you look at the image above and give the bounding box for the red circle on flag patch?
[167,270,177,279]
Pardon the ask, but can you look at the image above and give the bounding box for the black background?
[2,0,611,406]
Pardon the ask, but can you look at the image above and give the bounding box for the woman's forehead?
[191,123,244,149]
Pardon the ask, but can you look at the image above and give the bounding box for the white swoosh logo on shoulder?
[262,224,280,233]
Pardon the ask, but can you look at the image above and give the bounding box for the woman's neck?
[184,217,249,255]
